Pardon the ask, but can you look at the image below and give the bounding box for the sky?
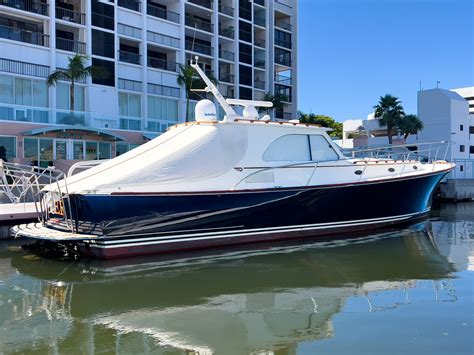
[297,0,474,122]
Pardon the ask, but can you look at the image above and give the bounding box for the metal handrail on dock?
[0,160,75,232]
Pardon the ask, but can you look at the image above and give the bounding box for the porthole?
[388,168,395,172]
[413,166,418,170]
[354,170,363,175]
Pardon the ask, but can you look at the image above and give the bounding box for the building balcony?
[254,38,265,48]
[218,49,234,61]
[147,57,179,72]
[188,0,212,10]
[56,6,86,25]
[254,16,265,27]
[0,25,49,47]
[56,37,86,54]
[118,0,140,12]
[185,40,212,56]
[219,72,234,83]
[275,54,291,67]
[218,26,234,39]
[275,19,292,31]
[254,80,265,90]
[185,14,213,32]
[254,55,265,69]
[275,38,292,49]
[118,50,141,65]
[1,0,48,16]
[218,3,233,16]
[275,74,291,85]
[147,3,180,23]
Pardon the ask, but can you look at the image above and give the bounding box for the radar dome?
[195,99,217,122]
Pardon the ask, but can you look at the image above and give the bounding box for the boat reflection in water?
[2,208,473,354]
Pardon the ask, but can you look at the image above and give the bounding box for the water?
[0,203,473,354]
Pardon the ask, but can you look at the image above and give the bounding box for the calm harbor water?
[0,203,473,354]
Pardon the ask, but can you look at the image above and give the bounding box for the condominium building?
[0,0,297,169]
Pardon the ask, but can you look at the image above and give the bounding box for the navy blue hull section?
[64,171,446,239]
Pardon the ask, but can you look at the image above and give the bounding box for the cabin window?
[263,134,339,162]
[263,135,311,162]
[309,135,339,162]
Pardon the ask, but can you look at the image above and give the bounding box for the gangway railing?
[0,160,74,232]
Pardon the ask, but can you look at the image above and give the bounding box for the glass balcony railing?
[275,74,292,85]
[55,6,86,24]
[0,25,49,47]
[185,40,212,55]
[118,50,141,65]
[1,0,48,15]
[218,26,234,39]
[275,19,292,31]
[254,16,265,27]
[147,57,179,72]
[0,103,175,133]
[219,72,234,83]
[147,3,180,24]
[218,3,233,16]
[185,15,213,32]
[56,37,86,54]
[254,80,265,90]
[218,49,234,61]
[118,0,140,11]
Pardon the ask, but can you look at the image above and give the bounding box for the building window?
[469,126,474,134]
[239,64,252,86]
[91,0,114,30]
[0,136,16,160]
[147,96,178,121]
[0,75,48,107]
[116,142,140,156]
[92,58,115,86]
[460,124,463,131]
[239,87,252,100]
[24,138,53,167]
[470,146,474,154]
[239,43,252,65]
[56,83,85,111]
[460,165,464,172]
[460,145,465,152]
[92,30,115,58]
[119,93,141,117]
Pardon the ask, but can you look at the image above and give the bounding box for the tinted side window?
[309,135,339,162]
[263,135,310,162]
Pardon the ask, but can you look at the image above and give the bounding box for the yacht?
[12,59,454,259]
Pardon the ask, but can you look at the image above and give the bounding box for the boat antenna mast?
[190,56,237,121]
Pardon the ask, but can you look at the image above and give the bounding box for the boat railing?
[68,160,110,177]
[0,160,74,232]
[232,141,450,190]
[343,141,449,163]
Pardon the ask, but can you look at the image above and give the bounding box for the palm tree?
[259,92,288,116]
[177,64,218,122]
[398,114,424,139]
[47,54,105,114]
[373,94,405,144]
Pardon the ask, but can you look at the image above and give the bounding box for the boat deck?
[12,223,99,241]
